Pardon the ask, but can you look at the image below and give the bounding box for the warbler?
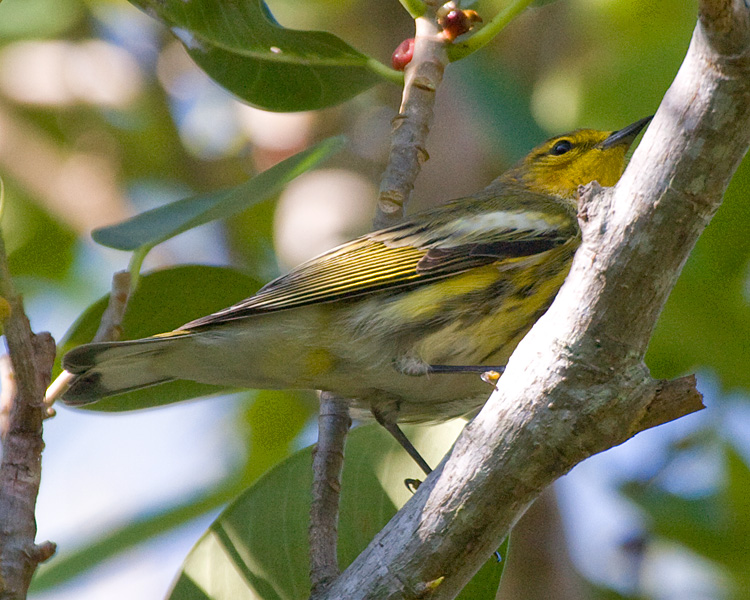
[61,117,651,473]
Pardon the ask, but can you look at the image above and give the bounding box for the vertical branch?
[0,231,56,599]
[310,3,450,592]
[309,392,352,598]
[374,9,448,229]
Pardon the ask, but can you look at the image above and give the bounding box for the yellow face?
[503,128,631,200]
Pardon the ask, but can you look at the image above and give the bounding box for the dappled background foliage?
[0,0,748,598]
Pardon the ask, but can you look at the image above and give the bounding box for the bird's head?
[502,116,652,200]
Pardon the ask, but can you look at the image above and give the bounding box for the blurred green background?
[0,0,748,598]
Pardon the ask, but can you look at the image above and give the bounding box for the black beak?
[600,116,653,149]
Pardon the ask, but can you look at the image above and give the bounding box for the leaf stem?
[446,0,535,62]
[399,0,426,19]
[366,58,405,84]
[128,246,150,291]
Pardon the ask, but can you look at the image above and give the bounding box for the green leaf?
[168,422,506,599]
[31,479,246,593]
[128,0,386,111]
[0,0,83,39]
[93,136,346,252]
[57,265,262,411]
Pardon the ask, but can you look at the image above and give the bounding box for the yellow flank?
[384,266,501,321]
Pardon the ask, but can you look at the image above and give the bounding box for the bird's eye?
[550,140,573,155]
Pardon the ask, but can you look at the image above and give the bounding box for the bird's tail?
[61,336,184,406]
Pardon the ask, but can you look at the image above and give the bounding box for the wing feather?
[183,190,578,329]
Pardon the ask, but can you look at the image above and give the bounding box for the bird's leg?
[394,355,505,380]
[371,407,432,476]
[426,365,506,375]
[428,365,505,386]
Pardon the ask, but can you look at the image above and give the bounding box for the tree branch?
[319,1,750,598]
[311,5,451,588]
[309,393,351,598]
[0,231,57,599]
[374,8,448,229]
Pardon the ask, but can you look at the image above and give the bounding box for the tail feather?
[62,338,179,406]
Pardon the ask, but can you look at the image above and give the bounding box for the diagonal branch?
[319,1,750,598]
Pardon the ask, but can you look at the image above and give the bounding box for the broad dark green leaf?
[168,422,507,600]
[57,265,262,411]
[92,136,346,251]
[128,0,383,111]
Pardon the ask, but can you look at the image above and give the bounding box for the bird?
[61,116,652,474]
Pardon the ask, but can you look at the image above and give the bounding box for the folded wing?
[183,189,578,329]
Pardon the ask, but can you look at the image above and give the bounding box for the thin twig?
[373,10,448,229]
[0,354,15,438]
[309,6,451,590]
[44,270,133,409]
[0,230,57,599]
[92,271,132,343]
[308,392,352,598]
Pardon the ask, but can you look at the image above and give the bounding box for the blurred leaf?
[623,443,750,580]
[0,0,83,38]
[574,0,695,127]
[647,155,750,390]
[723,445,750,585]
[241,390,317,482]
[168,422,506,599]
[31,478,244,593]
[464,536,510,599]
[57,265,262,411]
[456,57,545,162]
[127,0,384,111]
[8,211,76,281]
[0,296,10,335]
[587,582,645,600]
[92,136,347,252]
[225,196,281,282]
[623,481,728,557]
[2,184,76,281]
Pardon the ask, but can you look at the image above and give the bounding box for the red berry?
[392,38,415,71]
